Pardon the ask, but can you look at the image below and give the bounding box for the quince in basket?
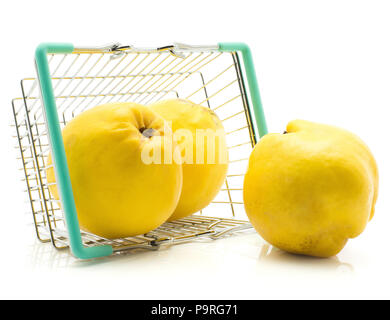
[244,120,378,257]
[47,102,183,239]
[150,99,228,221]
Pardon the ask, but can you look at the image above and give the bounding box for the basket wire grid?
[11,42,266,258]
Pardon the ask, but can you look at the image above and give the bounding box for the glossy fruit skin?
[47,102,182,239]
[244,120,378,258]
[150,99,228,221]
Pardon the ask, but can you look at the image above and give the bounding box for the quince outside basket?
[11,42,267,259]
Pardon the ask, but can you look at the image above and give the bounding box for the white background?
[1,0,389,299]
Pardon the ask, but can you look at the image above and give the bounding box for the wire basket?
[11,42,267,259]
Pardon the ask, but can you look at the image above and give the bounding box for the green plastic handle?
[35,43,113,259]
[218,42,268,138]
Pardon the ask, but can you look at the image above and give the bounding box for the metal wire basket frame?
[11,42,267,259]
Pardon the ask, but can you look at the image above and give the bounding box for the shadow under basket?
[11,42,267,259]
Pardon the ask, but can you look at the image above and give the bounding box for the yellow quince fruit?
[244,120,378,257]
[150,99,228,221]
[46,102,182,239]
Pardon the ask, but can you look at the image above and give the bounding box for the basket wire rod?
[22,162,53,172]
[118,235,160,247]
[151,225,189,236]
[118,237,153,245]
[199,79,238,106]
[109,54,173,104]
[23,56,55,110]
[177,217,227,227]
[12,99,24,117]
[146,52,221,105]
[155,229,223,245]
[60,53,106,113]
[49,218,172,249]
[12,100,47,242]
[27,182,56,192]
[17,139,50,154]
[55,54,94,123]
[13,128,30,140]
[157,53,218,98]
[210,223,253,239]
[152,230,214,245]
[80,53,153,110]
[102,53,150,104]
[211,201,243,205]
[205,220,226,229]
[223,179,235,217]
[40,73,192,81]
[225,125,249,136]
[132,59,193,104]
[24,79,38,105]
[29,112,59,230]
[52,54,165,107]
[58,53,93,95]
[112,244,160,253]
[173,43,220,52]
[170,217,207,225]
[28,91,183,108]
[132,57,189,104]
[193,71,234,215]
[167,217,221,227]
[131,56,181,103]
[98,54,150,104]
[160,223,211,235]
[51,54,81,93]
[51,225,124,249]
[80,232,130,248]
[28,54,68,116]
[182,216,246,224]
[226,173,245,177]
[197,71,211,109]
[211,94,241,112]
[10,99,25,121]
[30,197,60,204]
[139,52,205,105]
[145,217,251,245]
[22,118,49,231]
[72,53,131,115]
[140,52,206,105]
[21,55,57,112]
[19,80,37,115]
[152,226,188,237]
[131,234,160,243]
[185,64,235,101]
[22,55,61,115]
[30,146,51,158]
[221,110,245,122]
[20,82,42,116]
[21,85,58,245]
[50,54,69,77]
[227,141,252,149]
[155,52,224,104]
[104,55,173,104]
[134,53,196,104]
[105,53,162,105]
[70,53,129,115]
[163,220,203,229]
[72,42,122,53]
[232,52,257,146]
[33,54,82,120]
[127,59,180,103]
